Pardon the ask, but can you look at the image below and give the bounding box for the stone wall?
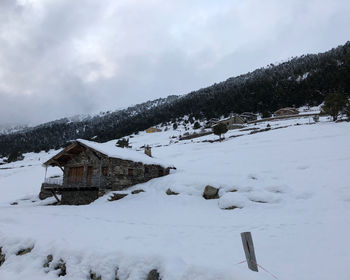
[104,158,170,190]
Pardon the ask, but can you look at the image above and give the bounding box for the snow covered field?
[0,118,349,280]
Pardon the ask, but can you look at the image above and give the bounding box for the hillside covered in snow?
[1,41,350,157]
[0,116,349,280]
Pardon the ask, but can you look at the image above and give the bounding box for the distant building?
[274,107,299,116]
[146,127,162,133]
[40,139,173,205]
[205,118,219,128]
[213,114,245,130]
[240,112,258,122]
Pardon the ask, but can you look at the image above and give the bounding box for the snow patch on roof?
[76,139,171,167]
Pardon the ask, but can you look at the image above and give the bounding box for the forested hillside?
[1,41,350,157]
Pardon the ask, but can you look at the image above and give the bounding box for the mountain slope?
[1,41,350,156]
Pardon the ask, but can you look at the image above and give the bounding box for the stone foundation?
[39,183,54,200]
[61,190,99,205]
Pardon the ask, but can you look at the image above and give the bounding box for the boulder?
[108,193,128,201]
[166,188,179,195]
[203,185,219,199]
[147,269,161,280]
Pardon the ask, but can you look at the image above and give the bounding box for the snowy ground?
[0,117,349,280]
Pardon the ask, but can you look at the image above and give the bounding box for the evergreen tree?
[213,123,228,140]
[322,92,348,121]
[261,111,272,118]
[6,151,24,163]
[345,102,350,120]
[193,122,201,129]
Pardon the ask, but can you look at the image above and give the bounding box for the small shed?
[40,139,173,205]
[215,114,245,130]
[146,127,162,133]
[240,112,257,122]
[205,118,219,128]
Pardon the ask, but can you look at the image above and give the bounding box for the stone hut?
[213,114,245,130]
[274,107,299,116]
[239,112,257,122]
[40,139,173,205]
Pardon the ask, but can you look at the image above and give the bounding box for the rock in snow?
[202,185,219,199]
[147,269,161,280]
[166,188,179,195]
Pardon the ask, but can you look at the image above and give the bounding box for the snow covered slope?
[0,118,349,280]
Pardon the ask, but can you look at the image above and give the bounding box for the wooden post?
[44,166,47,181]
[50,190,61,203]
[241,232,258,272]
[99,160,102,188]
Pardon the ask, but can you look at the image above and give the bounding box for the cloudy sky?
[0,0,350,126]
